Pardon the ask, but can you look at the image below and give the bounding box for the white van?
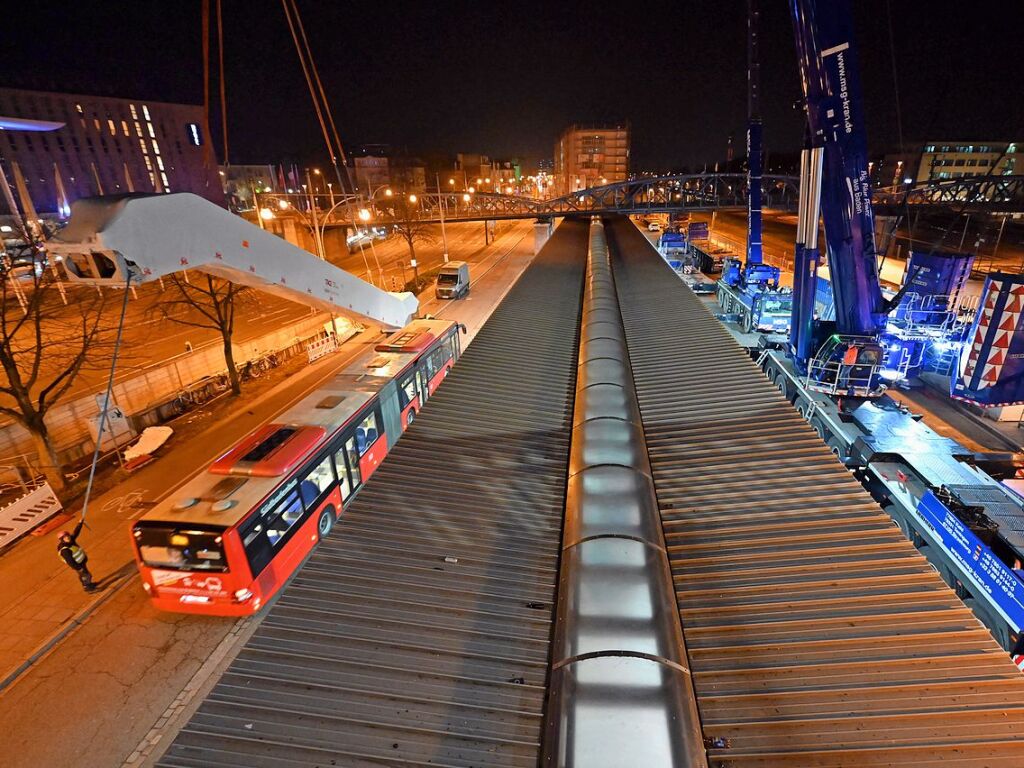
[435,261,470,299]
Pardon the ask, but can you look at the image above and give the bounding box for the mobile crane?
[752,0,1024,657]
[715,0,794,334]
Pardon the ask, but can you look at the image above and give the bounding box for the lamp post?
[436,173,450,263]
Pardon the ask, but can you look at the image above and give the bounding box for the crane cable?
[217,0,229,167]
[79,274,133,526]
[281,0,339,178]
[288,0,354,193]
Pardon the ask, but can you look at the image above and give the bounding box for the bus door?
[416,368,430,405]
[399,374,420,429]
[352,408,386,480]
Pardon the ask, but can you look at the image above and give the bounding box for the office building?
[916,141,1019,182]
[554,123,630,195]
[0,87,223,214]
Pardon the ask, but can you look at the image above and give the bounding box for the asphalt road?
[0,219,538,768]
[705,209,1024,279]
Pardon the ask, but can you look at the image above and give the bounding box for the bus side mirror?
[459,324,467,335]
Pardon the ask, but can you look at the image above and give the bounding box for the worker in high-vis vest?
[57,521,96,592]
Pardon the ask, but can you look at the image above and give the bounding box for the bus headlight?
[234,588,254,602]
[141,582,152,593]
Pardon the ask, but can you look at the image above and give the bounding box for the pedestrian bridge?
[298,172,1024,228]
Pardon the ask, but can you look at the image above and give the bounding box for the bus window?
[355,411,379,455]
[345,436,362,488]
[333,445,354,500]
[265,489,304,547]
[398,376,417,409]
[135,525,226,572]
[299,453,335,507]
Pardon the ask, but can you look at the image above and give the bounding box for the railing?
[804,336,898,397]
[874,175,1024,212]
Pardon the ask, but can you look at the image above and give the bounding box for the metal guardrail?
[543,219,706,766]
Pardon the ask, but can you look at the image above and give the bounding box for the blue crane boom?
[746,0,764,268]
[790,0,886,340]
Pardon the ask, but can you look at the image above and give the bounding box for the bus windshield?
[134,524,228,572]
[437,273,459,285]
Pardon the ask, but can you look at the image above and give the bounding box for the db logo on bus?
[150,570,225,595]
[182,575,225,594]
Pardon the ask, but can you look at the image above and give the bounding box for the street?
[0,219,538,768]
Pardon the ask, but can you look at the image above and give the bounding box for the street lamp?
[358,208,371,222]
[408,193,418,204]
[260,207,274,221]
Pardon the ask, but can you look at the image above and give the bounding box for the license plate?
[179,594,212,604]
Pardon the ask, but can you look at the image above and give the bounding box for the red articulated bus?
[131,319,462,615]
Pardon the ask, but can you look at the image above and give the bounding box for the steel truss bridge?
[409,173,800,222]
[873,174,1024,213]
[260,172,1024,230]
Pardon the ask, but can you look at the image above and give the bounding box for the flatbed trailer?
[758,345,1024,652]
[716,281,792,334]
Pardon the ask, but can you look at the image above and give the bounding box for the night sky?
[3,0,1019,171]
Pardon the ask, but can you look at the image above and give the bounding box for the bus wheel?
[828,438,847,460]
[406,409,416,426]
[741,312,753,333]
[317,507,335,537]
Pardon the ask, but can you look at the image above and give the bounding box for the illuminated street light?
[358,208,371,221]
[448,178,455,185]
[260,208,274,221]
[468,186,475,193]
[277,199,290,210]
[385,188,393,197]
[476,178,483,185]
[408,194,418,204]
[462,193,471,202]
[505,186,513,194]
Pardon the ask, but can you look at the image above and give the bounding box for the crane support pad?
[158,219,589,768]
[605,217,1024,767]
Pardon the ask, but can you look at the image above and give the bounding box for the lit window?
[160,172,170,191]
[142,105,151,121]
[147,123,155,139]
[152,140,161,155]
[186,123,203,146]
[121,120,129,136]
[93,118,101,131]
[76,103,84,114]
[138,139,148,154]
[129,104,138,119]
[134,121,143,137]
[144,156,153,170]
[156,156,165,170]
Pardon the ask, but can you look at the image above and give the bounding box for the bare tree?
[0,252,110,491]
[154,273,247,396]
[385,196,435,277]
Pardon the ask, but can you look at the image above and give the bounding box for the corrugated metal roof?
[605,217,1024,767]
[158,220,589,768]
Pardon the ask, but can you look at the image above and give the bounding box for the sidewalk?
[0,327,385,688]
